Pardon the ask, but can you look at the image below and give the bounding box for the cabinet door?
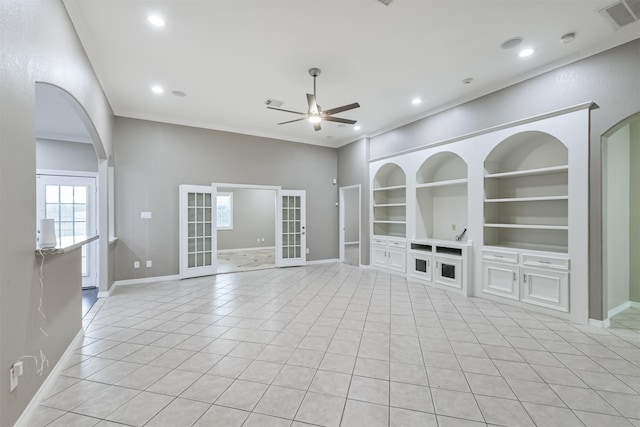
[371,244,388,268]
[388,246,406,273]
[434,255,462,289]
[483,261,519,300]
[521,267,569,312]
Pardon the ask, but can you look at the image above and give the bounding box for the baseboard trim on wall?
[631,301,640,309]
[588,318,611,328]
[15,329,84,427]
[306,258,340,265]
[218,246,275,253]
[114,274,180,287]
[608,301,632,319]
[97,284,116,298]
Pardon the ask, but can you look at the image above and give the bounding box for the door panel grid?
[187,192,213,268]
[282,195,302,259]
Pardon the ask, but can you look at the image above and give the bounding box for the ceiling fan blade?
[324,116,357,125]
[321,102,360,116]
[313,121,321,131]
[277,118,305,125]
[306,93,319,115]
[267,106,305,115]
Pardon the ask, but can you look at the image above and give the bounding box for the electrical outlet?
[306,248,310,254]
[134,261,140,269]
[146,260,152,268]
[452,224,456,230]
[10,361,23,392]
[257,238,260,242]
[261,238,265,242]
[140,211,152,219]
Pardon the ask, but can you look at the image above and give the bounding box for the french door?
[277,190,306,267]
[179,185,216,278]
[36,174,97,288]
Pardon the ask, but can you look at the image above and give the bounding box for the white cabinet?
[482,248,569,312]
[372,238,406,273]
[521,267,569,312]
[408,240,471,295]
[483,261,519,300]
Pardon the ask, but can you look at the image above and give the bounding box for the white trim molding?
[608,301,632,319]
[113,274,180,287]
[588,318,611,328]
[306,258,341,265]
[14,330,84,427]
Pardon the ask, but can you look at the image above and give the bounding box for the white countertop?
[36,235,99,256]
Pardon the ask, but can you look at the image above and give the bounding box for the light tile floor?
[26,263,640,426]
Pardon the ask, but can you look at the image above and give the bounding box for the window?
[216,192,233,230]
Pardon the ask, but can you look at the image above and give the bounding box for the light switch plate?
[140,212,152,219]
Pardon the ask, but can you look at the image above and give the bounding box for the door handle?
[513,272,516,281]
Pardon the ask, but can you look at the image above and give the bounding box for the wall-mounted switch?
[9,361,23,392]
[452,224,456,231]
[146,260,152,268]
[134,261,140,269]
[257,238,260,242]
[140,212,152,219]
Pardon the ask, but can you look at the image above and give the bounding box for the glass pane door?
[180,185,216,278]
[278,190,306,267]
[37,175,97,288]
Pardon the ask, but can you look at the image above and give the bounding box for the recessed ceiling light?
[560,32,576,44]
[518,48,535,58]
[462,77,473,85]
[148,15,165,27]
[411,97,422,105]
[501,37,523,50]
[354,125,361,131]
[151,85,164,94]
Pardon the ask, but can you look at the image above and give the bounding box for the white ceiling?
[61,0,640,148]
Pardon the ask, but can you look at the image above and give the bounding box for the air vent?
[600,0,640,29]
[265,98,283,108]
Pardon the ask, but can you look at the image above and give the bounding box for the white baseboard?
[97,283,116,298]
[608,301,632,319]
[114,274,180,287]
[218,246,275,253]
[15,329,84,427]
[589,318,611,328]
[631,301,640,309]
[305,258,341,265]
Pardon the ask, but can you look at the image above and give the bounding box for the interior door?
[36,174,97,288]
[179,185,216,278]
[277,189,306,267]
[340,185,361,266]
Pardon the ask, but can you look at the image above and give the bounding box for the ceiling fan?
[268,68,360,131]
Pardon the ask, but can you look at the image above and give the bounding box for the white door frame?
[212,183,281,272]
[339,185,361,266]
[36,170,99,288]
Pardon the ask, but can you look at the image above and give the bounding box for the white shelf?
[485,223,568,230]
[416,178,468,189]
[485,195,568,203]
[485,242,568,254]
[374,203,406,207]
[373,185,406,192]
[374,220,407,224]
[485,165,568,179]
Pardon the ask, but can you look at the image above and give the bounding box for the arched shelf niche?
[415,152,468,240]
[372,163,406,238]
[483,131,569,252]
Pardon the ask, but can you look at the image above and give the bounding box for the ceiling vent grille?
[600,0,640,29]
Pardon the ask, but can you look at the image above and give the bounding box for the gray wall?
[0,0,114,424]
[337,137,369,264]
[36,139,98,172]
[217,187,276,250]
[114,117,338,280]
[339,40,640,320]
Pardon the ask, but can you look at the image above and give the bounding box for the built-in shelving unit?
[484,131,569,253]
[416,152,468,240]
[373,164,406,238]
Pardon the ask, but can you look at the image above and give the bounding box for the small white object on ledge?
[39,219,57,249]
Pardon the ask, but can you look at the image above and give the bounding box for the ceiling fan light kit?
[268,67,360,132]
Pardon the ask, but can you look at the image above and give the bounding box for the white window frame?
[216,191,234,230]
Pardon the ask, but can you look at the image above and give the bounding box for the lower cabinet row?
[482,249,570,313]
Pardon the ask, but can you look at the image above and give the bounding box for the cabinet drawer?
[522,254,569,270]
[372,238,387,246]
[388,241,406,249]
[482,249,518,264]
